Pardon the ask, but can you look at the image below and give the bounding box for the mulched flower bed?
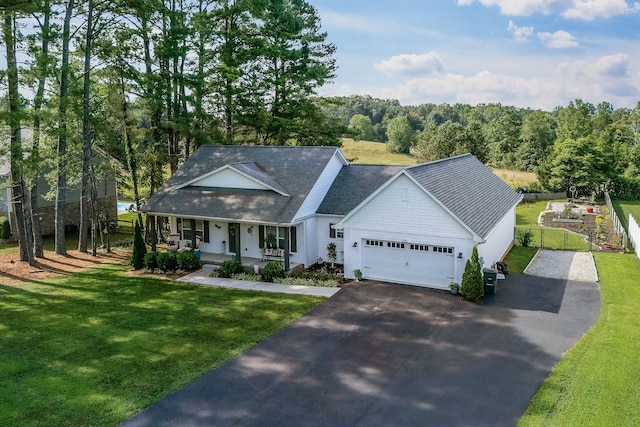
[541,205,622,250]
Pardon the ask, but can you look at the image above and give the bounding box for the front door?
[228,223,241,262]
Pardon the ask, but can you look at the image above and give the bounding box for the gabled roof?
[318,164,405,215]
[177,161,290,196]
[142,145,345,224]
[405,154,522,239]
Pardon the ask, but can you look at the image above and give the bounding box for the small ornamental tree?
[131,220,147,270]
[0,218,11,240]
[460,246,484,303]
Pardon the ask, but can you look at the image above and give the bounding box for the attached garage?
[333,154,522,289]
[362,240,455,288]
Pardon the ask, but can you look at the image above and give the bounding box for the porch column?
[147,214,157,252]
[190,218,196,249]
[284,227,290,271]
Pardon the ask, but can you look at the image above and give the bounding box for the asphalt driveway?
[122,273,600,427]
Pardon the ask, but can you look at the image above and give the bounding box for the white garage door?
[362,239,455,288]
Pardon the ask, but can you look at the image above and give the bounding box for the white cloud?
[374,53,444,77]
[345,53,640,110]
[538,30,579,48]
[594,53,629,77]
[458,0,637,19]
[458,0,571,16]
[507,20,535,42]
[563,0,632,20]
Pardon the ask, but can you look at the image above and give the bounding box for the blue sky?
[312,0,640,110]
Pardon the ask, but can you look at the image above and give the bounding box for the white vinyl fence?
[604,191,628,252]
[629,214,640,259]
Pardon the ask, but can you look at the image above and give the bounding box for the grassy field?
[340,139,539,190]
[0,262,323,426]
[492,168,538,190]
[340,138,417,165]
[612,199,640,231]
[519,252,640,426]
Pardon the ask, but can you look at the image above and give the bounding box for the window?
[177,219,209,242]
[432,246,453,254]
[410,244,429,251]
[387,241,405,249]
[329,223,343,239]
[259,225,297,253]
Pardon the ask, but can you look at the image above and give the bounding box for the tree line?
[328,95,640,197]
[0,0,342,265]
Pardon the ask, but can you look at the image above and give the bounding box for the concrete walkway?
[176,267,342,298]
[524,249,599,282]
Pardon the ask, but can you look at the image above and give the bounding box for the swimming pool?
[117,202,134,212]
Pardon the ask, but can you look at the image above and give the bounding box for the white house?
[141,145,522,290]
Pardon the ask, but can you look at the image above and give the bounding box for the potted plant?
[353,269,362,281]
[265,233,276,248]
[449,282,460,295]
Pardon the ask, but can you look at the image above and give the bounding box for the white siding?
[304,216,319,266]
[477,206,516,270]
[192,168,269,190]
[340,175,476,288]
[317,215,345,264]
[294,152,346,221]
[344,175,472,239]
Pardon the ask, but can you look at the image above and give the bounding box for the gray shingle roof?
[406,154,522,239]
[227,161,289,195]
[142,145,342,224]
[318,164,405,215]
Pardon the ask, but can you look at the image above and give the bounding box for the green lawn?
[502,246,537,273]
[520,252,640,426]
[0,262,323,426]
[612,199,640,231]
[515,200,594,251]
[340,138,417,165]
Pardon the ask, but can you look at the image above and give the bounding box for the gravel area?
[524,249,599,282]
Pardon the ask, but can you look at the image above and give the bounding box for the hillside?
[339,138,538,189]
[340,138,417,165]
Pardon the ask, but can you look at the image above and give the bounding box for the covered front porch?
[198,252,303,272]
[152,214,304,272]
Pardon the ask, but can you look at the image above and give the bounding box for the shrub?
[275,277,338,287]
[130,220,147,269]
[262,261,284,282]
[231,272,262,281]
[0,218,11,240]
[460,246,484,303]
[517,228,534,247]
[177,251,200,271]
[143,252,158,270]
[218,259,244,278]
[157,252,177,272]
[290,271,337,282]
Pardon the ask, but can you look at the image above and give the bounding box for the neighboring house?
[0,150,117,237]
[142,145,522,290]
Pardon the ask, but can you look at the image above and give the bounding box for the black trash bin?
[483,268,498,294]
